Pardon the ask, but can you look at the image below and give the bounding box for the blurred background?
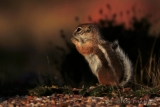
[0,0,160,95]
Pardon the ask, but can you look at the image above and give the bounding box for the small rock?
[138,103,143,107]
[36,97,42,101]
[11,100,16,104]
[8,104,14,107]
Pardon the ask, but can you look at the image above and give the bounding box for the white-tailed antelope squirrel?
[71,23,132,86]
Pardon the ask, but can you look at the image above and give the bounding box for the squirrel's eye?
[76,27,82,32]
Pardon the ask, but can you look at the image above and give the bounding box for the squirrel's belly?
[85,54,102,76]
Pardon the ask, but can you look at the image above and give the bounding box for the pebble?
[36,97,42,101]
[0,95,160,107]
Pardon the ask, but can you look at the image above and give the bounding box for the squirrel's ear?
[86,25,92,33]
[111,40,119,50]
[91,25,99,34]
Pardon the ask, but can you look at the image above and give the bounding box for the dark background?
[0,0,160,95]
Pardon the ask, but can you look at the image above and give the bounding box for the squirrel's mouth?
[71,36,79,43]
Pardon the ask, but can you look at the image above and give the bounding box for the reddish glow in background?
[0,0,159,48]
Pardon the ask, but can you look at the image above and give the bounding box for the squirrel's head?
[71,23,102,45]
[71,23,102,55]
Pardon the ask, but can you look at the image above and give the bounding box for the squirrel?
[71,23,132,86]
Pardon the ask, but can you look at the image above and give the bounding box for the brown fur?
[96,43,124,85]
[71,23,131,86]
[73,39,96,55]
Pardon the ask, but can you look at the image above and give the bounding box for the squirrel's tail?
[113,40,133,86]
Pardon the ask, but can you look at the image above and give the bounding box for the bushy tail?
[113,40,133,86]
